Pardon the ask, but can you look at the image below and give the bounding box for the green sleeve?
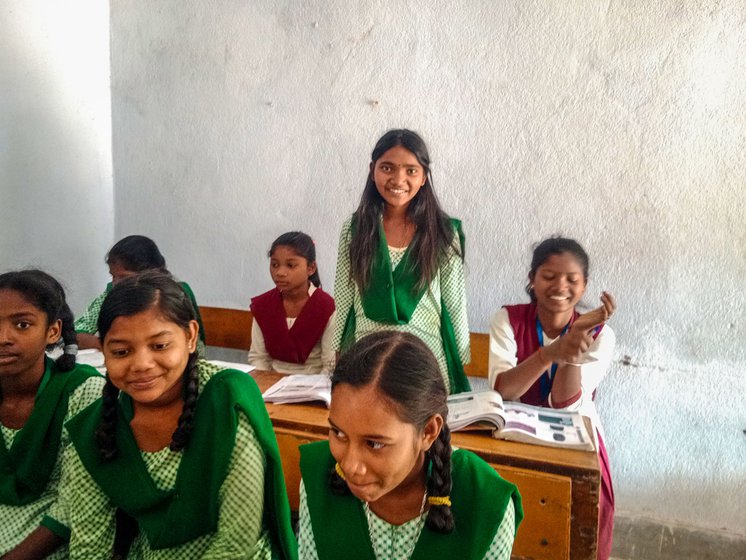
[331,217,355,352]
[74,290,108,334]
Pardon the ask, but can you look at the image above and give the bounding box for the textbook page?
[262,374,332,406]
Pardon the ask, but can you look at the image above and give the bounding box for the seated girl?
[298,331,522,560]
[488,237,616,560]
[74,235,205,351]
[0,270,103,559]
[249,232,335,374]
[57,272,296,559]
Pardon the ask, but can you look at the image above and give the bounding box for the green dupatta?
[0,358,98,505]
[66,364,297,559]
[300,440,523,560]
[340,217,471,393]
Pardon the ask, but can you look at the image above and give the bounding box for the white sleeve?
[547,325,616,412]
[248,320,272,371]
[488,307,518,390]
[319,310,337,375]
[297,480,320,560]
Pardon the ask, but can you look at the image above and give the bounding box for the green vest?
[340,217,471,393]
[300,440,523,560]
[66,365,297,559]
[0,358,99,505]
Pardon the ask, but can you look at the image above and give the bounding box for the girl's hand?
[547,291,616,365]
[573,291,616,332]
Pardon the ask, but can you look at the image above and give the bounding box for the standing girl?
[488,237,616,560]
[333,129,470,393]
[249,232,336,374]
[0,270,103,559]
[75,235,205,351]
[298,331,522,559]
[58,272,296,559]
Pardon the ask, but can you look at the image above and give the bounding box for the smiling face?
[0,289,61,383]
[372,145,427,212]
[531,252,587,316]
[102,306,198,408]
[269,245,315,294]
[328,382,440,504]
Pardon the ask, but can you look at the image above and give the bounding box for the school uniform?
[332,216,471,393]
[488,303,616,560]
[249,285,336,374]
[58,360,297,559]
[0,359,103,558]
[297,441,522,560]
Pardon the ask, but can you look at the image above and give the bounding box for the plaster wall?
[109,1,746,534]
[0,1,113,311]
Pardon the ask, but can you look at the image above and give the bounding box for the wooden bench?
[199,305,491,377]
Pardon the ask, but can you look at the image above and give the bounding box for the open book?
[447,390,595,451]
[262,374,332,406]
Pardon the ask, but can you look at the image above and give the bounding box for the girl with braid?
[298,331,522,560]
[0,270,103,559]
[57,272,297,559]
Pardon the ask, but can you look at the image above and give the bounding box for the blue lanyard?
[535,317,570,401]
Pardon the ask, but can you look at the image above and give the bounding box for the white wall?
[109,1,746,534]
[0,1,113,311]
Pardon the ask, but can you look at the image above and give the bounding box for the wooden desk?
[252,371,600,560]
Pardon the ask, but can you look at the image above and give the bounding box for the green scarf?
[0,358,98,505]
[341,217,471,393]
[66,364,297,559]
[300,440,523,560]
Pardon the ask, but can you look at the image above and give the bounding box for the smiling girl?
[0,270,103,559]
[333,129,470,394]
[298,331,522,560]
[58,272,296,559]
[488,237,616,560]
[249,232,335,374]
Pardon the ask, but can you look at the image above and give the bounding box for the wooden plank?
[200,306,252,350]
[495,464,571,560]
[464,331,489,378]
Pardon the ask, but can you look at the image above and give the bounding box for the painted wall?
[0,1,113,311]
[109,1,746,534]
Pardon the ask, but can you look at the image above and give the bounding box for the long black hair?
[329,330,455,533]
[527,237,590,302]
[349,129,461,292]
[269,231,322,288]
[95,271,199,461]
[106,235,169,274]
[0,269,78,372]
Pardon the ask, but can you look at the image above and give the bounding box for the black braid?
[329,466,352,496]
[55,301,78,371]
[425,423,454,533]
[169,353,199,452]
[96,378,121,461]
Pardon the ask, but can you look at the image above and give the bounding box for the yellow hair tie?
[427,495,451,507]
[335,462,346,481]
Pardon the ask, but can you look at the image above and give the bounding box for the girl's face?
[371,145,427,212]
[0,289,61,381]
[328,383,441,504]
[531,252,587,316]
[109,261,138,285]
[102,306,198,407]
[270,245,315,293]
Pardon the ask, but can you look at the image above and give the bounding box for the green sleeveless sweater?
[300,440,522,559]
[66,364,297,559]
